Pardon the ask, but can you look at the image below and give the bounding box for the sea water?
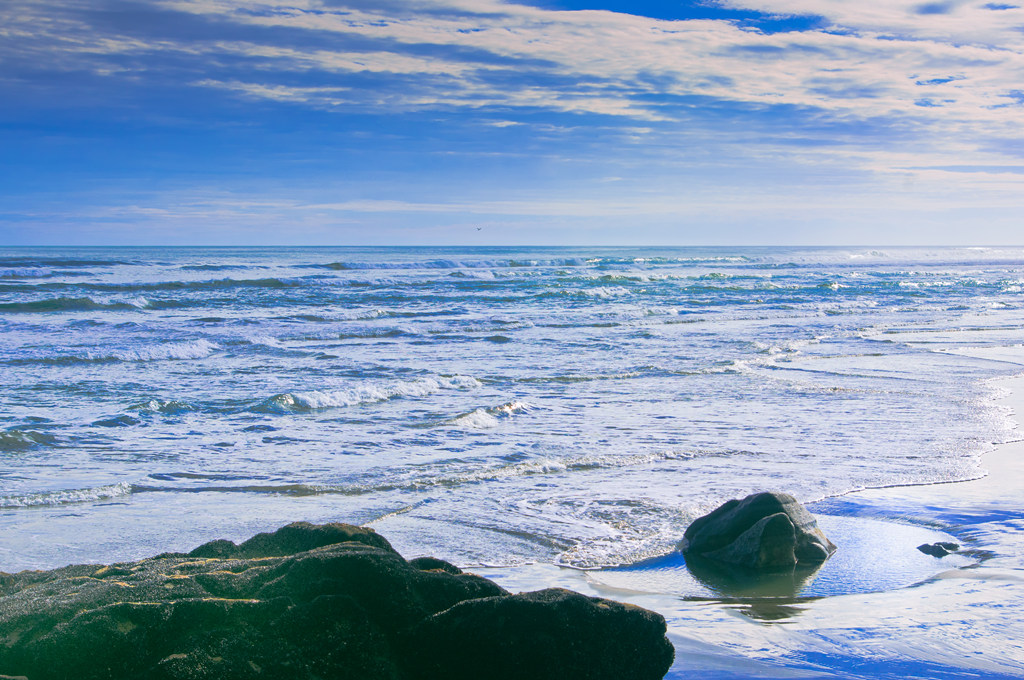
[1,246,1022,573]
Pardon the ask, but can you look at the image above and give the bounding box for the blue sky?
[2,0,1023,245]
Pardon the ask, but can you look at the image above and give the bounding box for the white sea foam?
[585,286,628,298]
[130,399,195,415]
[447,401,533,429]
[258,375,482,413]
[449,269,497,280]
[0,482,133,508]
[242,334,285,348]
[373,449,694,492]
[451,409,501,429]
[88,339,220,362]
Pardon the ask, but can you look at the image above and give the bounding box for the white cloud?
[130,0,1024,133]
[5,0,1024,199]
[8,0,1023,126]
[720,0,1024,44]
[193,78,352,103]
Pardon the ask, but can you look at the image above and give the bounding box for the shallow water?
[1,246,1023,573]
[589,514,972,599]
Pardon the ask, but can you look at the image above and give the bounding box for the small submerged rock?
[0,521,674,680]
[917,541,960,558]
[679,491,837,571]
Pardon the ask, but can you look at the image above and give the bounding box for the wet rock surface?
[0,522,674,680]
[917,541,960,557]
[679,492,837,571]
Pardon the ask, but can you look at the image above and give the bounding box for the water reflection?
[683,554,823,599]
[588,514,972,606]
[678,555,824,621]
[728,599,812,622]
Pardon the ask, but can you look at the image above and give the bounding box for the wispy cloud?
[7,0,1023,130]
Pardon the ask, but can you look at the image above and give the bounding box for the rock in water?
[0,522,674,680]
[679,492,837,570]
[917,541,960,557]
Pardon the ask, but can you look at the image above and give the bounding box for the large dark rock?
[0,522,674,680]
[407,588,675,680]
[679,492,837,571]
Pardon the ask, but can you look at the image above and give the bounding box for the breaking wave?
[17,339,222,366]
[98,339,220,362]
[131,449,695,498]
[0,482,133,508]
[253,375,482,413]
[446,401,533,429]
[128,399,196,415]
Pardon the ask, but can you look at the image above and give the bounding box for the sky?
[1,0,1023,245]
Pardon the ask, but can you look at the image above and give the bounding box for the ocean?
[1,245,1022,579]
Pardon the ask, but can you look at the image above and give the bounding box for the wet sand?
[479,372,1024,679]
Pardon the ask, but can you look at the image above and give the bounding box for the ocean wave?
[131,482,332,496]
[512,369,650,384]
[534,286,630,300]
[0,257,130,267]
[88,339,221,363]
[586,255,751,267]
[237,334,286,348]
[0,482,133,508]
[335,327,415,341]
[751,338,815,355]
[0,297,141,313]
[0,429,58,452]
[118,277,300,292]
[15,339,223,365]
[0,269,54,280]
[300,256,774,273]
[274,308,393,324]
[508,258,586,268]
[446,401,532,429]
[449,270,499,280]
[92,414,141,427]
[357,449,696,495]
[179,264,254,271]
[131,449,695,499]
[128,399,196,415]
[13,277,304,294]
[312,259,492,271]
[253,375,482,413]
[311,258,587,271]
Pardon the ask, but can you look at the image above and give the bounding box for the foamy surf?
[0,482,133,508]
[446,401,533,428]
[91,339,220,363]
[254,375,483,413]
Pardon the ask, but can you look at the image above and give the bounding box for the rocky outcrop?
[0,522,674,680]
[679,492,837,571]
[407,588,673,680]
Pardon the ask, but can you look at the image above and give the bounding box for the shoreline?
[663,371,1024,678]
[478,371,1024,679]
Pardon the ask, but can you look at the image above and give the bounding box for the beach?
[480,371,1024,679]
